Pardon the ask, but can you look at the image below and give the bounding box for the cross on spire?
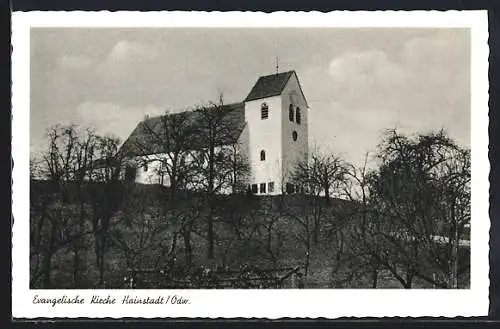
[276,55,279,74]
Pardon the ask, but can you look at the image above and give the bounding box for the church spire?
[276,55,279,74]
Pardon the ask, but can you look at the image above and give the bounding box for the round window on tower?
[292,131,298,141]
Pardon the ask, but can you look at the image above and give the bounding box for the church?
[119,70,309,195]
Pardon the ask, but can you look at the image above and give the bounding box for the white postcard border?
[12,10,490,318]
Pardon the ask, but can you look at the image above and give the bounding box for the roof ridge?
[140,101,245,122]
[258,69,295,78]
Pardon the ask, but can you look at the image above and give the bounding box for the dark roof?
[120,102,246,157]
[244,71,295,102]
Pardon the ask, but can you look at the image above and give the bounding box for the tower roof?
[244,70,295,102]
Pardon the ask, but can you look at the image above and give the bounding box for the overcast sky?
[30,28,470,167]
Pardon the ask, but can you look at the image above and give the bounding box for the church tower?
[243,70,309,195]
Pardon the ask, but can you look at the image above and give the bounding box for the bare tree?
[108,188,171,276]
[251,196,288,266]
[292,149,349,244]
[365,129,471,288]
[30,124,97,288]
[125,110,198,199]
[191,95,250,259]
[342,152,383,288]
[285,196,315,279]
[70,127,97,287]
[87,135,125,286]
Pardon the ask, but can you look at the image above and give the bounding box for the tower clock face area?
[292,130,298,141]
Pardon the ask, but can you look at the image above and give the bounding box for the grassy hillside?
[29,180,470,289]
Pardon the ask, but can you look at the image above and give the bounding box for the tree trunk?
[324,180,330,203]
[40,219,58,289]
[182,229,192,266]
[34,211,46,253]
[73,246,80,288]
[202,106,226,260]
[304,234,311,278]
[371,267,378,288]
[98,252,104,286]
[207,200,214,259]
[451,203,459,289]
[41,250,53,289]
[97,231,107,286]
[170,174,177,200]
[207,140,215,259]
[313,218,320,245]
[72,184,86,288]
[92,211,103,285]
[95,233,102,285]
[404,271,413,289]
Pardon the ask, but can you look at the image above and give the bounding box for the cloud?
[402,29,469,69]
[326,49,412,110]
[329,49,409,88]
[107,40,157,63]
[323,30,469,110]
[74,101,164,142]
[58,55,93,70]
[309,100,398,167]
[31,101,165,155]
[94,40,172,99]
[304,30,470,167]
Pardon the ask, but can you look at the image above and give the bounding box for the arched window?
[261,103,269,119]
[260,150,266,161]
[292,131,298,141]
[296,107,301,124]
[289,104,294,122]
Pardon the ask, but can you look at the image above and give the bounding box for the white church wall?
[235,123,251,188]
[280,73,309,190]
[130,142,249,195]
[244,95,283,195]
[134,154,168,185]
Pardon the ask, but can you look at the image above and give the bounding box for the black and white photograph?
[12,11,489,318]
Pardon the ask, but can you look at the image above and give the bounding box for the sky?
[30,28,470,168]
